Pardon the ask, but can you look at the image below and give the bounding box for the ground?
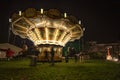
[0,58,120,80]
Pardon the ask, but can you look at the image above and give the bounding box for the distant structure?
[106,47,112,60]
[9,8,83,61]
[88,41,120,58]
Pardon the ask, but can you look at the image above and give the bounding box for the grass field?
[0,58,120,80]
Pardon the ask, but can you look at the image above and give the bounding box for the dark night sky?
[0,0,120,43]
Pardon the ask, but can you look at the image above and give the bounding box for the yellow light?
[63,37,71,45]
[83,28,85,31]
[34,28,42,40]
[62,34,71,44]
[54,29,59,41]
[69,26,76,31]
[15,30,26,33]
[14,24,27,31]
[78,20,81,24]
[28,31,38,41]
[59,32,66,42]
[19,11,22,16]
[41,8,44,14]
[9,18,12,22]
[24,17,35,28]
[64,13,67,18]
[106,55,112,60]
[45,27,48,42]
[72,32,81,35]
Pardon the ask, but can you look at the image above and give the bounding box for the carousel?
[9,8,83,62]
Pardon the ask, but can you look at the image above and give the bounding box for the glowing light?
[79,20,81,24]
[106,47,112,61]
[106,55,112,60]
[28,31,38,41]
[15,30,26,34]
[64,13,67,18]
[113,57,118,62]
[54,29,59,41]
[24,17,35,28]
[34,28,42,40]
[63,36,71,45]
[19,11,22,16]
[59,32,67,42]
[83,28,85,31]
[9,18,12,22]
[45,27,48,42]
[41,8,44,14]
[62,34,71,44]
[14,24,27,31]
[69,26,76,31]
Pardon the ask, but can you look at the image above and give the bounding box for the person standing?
[72,48,77,63]
[30,46,40,66]
[44,50,49,62]
[65,47,70,63]
[34,46,40,57]
[51,46,55,66]
[6,48,14,61]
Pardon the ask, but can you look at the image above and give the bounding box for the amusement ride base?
[37,45,62,62]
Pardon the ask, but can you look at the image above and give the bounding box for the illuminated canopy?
[10,8,83,46]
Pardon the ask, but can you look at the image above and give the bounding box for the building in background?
[88,41,120,57]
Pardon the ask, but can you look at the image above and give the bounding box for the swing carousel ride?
[9,8,83,61]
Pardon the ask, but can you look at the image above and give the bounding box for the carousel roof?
[10,8,83,46]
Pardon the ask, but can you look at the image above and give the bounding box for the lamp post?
[8,18,12,43]
[78,20,81,52]
[9,18,16,44]
[78,20,85,52]
[82,27,85,51]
